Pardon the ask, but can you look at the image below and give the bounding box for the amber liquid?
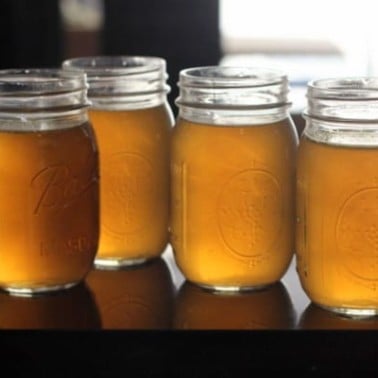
[88,105,172,264]
[171,117,297,289]
[296,135,378,312]
[0,122,99,291]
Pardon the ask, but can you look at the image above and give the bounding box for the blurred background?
[1,0,377,131]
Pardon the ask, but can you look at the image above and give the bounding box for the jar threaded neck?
[304,77,378,123]
[0,69,89,112]
[62,56,170,110]
[176,66,291,125]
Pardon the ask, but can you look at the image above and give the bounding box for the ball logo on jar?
[336,187,378,282]
[31,163,95,215]
[103,152,153,235]
[217,169,282,261]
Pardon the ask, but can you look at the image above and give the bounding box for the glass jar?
[0,69,99,295]
[297,77,378,318]
[171,66,298,291]
[63,56,174,268]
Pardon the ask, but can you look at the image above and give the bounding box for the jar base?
[1,281,79,297]
[94,257,148,270]
[193,281,273,294]
[317,303,378,319]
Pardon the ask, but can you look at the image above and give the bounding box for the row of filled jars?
[0,56,376,319]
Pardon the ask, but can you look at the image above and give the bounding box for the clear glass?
[171,66,298,292]
[63,56,174,269]
[297,77,378,318]
[0,69,99,296]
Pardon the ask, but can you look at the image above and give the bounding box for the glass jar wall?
[0,69,99,295]
[63,56,174,269]
[297,77,378,317]
[171,66,298,291]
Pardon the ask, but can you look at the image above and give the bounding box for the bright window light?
[220,0,378,111]
[220,0,373,51]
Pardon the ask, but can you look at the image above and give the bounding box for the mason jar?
[171,66,298,291]
[63,56,174,269]
[0,69,99,295]
[297,77,378,318]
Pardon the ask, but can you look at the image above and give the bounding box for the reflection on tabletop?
[173,281,296,330]
[85,257,174,329]
[0,283,101,329]
[298,303,378,330]
[2,248,377,330]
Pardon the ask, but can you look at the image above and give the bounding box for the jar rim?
[176,65,290,112]
[307,77,378,100]
[178,66,287,88]
[62,55,166,77]
[304,77,378,123]
[0,68,87,95]
[62,56,170,108]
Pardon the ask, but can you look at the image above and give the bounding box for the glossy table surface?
[1,246,377,376]
[1,245,377,330]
